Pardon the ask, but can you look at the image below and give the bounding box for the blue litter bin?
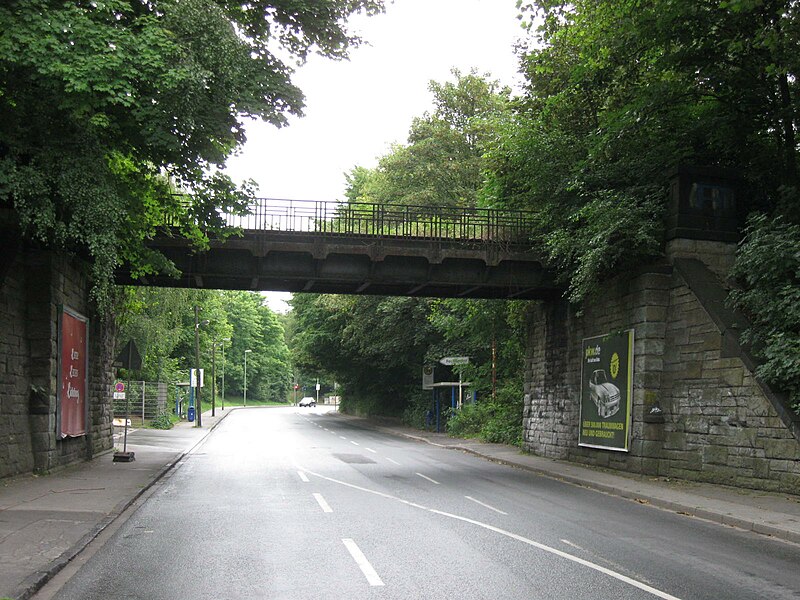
[187,406,195,422]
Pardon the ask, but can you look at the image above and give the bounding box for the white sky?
[225,0,528,312]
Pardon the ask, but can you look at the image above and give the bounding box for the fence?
[112,381,169,426]
[169,197,536,245]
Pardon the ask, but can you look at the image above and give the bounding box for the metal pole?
[221,342,225,410]
[141,381,145,423]
[194,305,202,427]
[211,343,216,417]
[244,349,251,407]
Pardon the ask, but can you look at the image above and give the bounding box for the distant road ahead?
[47,407,800,600]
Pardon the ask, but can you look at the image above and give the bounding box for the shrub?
[149,411,174,430]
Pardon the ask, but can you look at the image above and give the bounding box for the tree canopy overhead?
[0,0,383,306]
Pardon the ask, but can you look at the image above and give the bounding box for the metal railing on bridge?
[223,199,534,244]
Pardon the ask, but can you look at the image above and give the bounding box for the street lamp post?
[193,306,209,427]
[211,338,231,417]
[220,338,230,411]
[244,349,252,407]
[211,343,217,417]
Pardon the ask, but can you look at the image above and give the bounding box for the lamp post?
[244,349,252,407]
[193,306,209,427]
[211,338,231,417]
[220,338,230,411]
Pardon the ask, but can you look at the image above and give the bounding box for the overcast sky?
[224,0,528,311]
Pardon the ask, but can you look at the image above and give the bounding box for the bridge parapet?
[225,198,535,246]
[123,199,558,298]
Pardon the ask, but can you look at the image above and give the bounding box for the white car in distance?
[298,396,316,407]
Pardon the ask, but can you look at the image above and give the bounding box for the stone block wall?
[0,248,114,479]
[523,244,800,493]
[0,250,34,476]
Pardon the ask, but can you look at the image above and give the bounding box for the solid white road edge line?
[298,465,682,600]
[416,472,440,485]
[342,538,385,586]
[313,493,333,513]
[465,495,507,515]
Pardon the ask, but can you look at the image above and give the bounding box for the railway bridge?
[116,199,558,299]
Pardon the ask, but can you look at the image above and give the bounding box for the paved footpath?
[2,407,800,599]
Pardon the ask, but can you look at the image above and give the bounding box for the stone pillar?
[523,299,579,459]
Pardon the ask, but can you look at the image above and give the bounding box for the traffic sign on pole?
[439,356,470,366]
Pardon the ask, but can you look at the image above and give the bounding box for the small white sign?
[190,368,204,388]
[113,392,126,400]
[315,383,321,391]
[440,356,470,366]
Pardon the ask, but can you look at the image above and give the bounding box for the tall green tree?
[0,0,383,307]
[346,69,511,209]
[117,288,291,402]
[493,0,800,302]
[289,294,436,415]
[499,0,800,404]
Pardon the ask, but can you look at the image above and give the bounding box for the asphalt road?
[43,407,800,599]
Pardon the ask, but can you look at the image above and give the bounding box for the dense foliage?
[499,0,800,405]
[0,0,382,307]
[118,288,291,403]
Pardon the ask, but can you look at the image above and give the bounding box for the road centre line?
[339,436,347,440]
[350,440,360,446]
[342,538,385,587]
[298,471,310,482]
[386,457,400,465]
[416,472,440,485]
[313,493,333,513]
[465,495,507,515]
[298,465,683,600]
[365,447,377,453]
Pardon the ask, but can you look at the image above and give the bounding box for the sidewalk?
[0,409,228,600]
[2,408,800,599]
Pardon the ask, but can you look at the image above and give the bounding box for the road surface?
[41,407,800,599]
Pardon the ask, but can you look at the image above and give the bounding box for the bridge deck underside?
[116,231,559,299]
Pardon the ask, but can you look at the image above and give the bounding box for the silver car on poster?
[589,369,620,418]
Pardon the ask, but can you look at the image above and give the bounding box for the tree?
[289,294,436,415]
[0,0,383,307]
[484,1,800,301]
[500,0,800,403]
[345,69,511,209]
[117,288,291,403]
[221,291,291,401]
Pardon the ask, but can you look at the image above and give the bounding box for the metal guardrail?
[222,199,534,244]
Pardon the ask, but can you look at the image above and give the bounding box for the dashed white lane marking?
[339,436,348,440]
[342,538,385,587]
[386,457,400,466]
[350,440,360,446]
[298,466,683,600]
[365,447,377,454]
[298,471,309,483]
[313,493,333,513]
[562,539,584,551]
[416,472,440,485]
[465,495,507,515]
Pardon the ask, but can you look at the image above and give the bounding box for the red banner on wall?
[60,308,88,438]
